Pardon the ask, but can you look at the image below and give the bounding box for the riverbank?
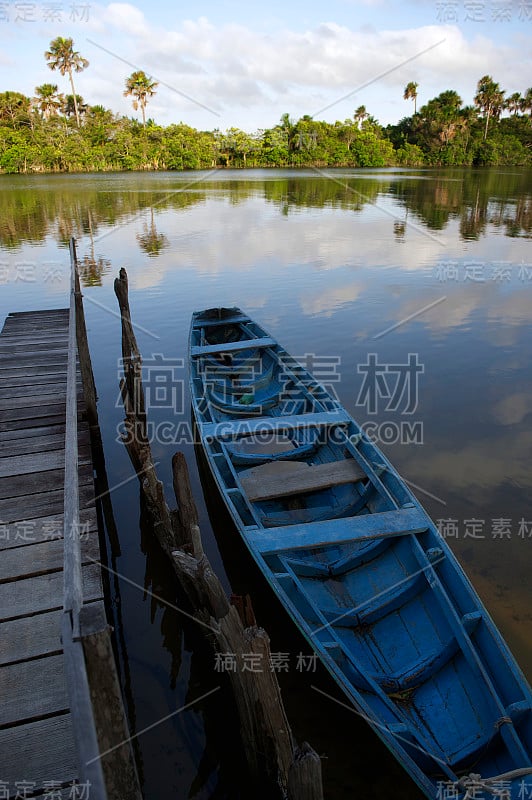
[2,89,531,174]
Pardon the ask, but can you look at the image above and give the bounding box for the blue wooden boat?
[189,307,532,799]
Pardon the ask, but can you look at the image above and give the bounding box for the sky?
[0,0,531,131]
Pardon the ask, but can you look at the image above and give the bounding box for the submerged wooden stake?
[113,268,325,800]
[288,742,324,800]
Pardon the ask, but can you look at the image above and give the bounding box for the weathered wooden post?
[288,743,324,800]
[114,268,325,800]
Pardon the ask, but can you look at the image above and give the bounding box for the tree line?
[0,36,531,173]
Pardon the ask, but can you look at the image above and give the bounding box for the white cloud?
[103,3,148,36]
[492,393,532,426]
[79,7,531,126]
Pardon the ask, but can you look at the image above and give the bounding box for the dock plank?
[0,415,67,433]
[0,472,94,522]
[1,322,69,335]
[0,654,70,726]
[0,435,83,458]
[0,423,66,442]
[0,532,100,583]
[0,562,103,621]
[0,431,88,457]
[0,404,66,424]
[0,601,105,666]
[1,324,69,337]
[0,367,68,382]
[2,312,68,323]
[0,609,64,665]
[0,714,78,789]
[0,382,76,400]
[0,448,91,478]
[0,328,68,338]
[0,451,65,478]
[0,392,75,411]
[0,342,69,355]
[7,308,68,316]
[0,509,98,551]
[0,465,93,501]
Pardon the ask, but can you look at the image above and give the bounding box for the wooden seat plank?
[200,409,350,440]
[191,336,275,357]
[240,459,366,502]
[245,506,430,555]
[193,313,250,327]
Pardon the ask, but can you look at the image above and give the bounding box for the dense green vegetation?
[0,39,531,173]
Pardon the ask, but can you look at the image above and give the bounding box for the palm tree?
[63,93,87,120]
[458,105,477,150]
[404,82,419,114]
[124,71,158,128]
[33,83,63,120]
[474,75,505,140]
[520,88,532,120]
[505,92,522,117]
[354,105,368,129]
[45,37,88,128]
[278,112,298,160]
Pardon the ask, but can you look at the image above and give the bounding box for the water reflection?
[78,209,112,286]
[136,496,245,799]
[136,208,169,258]
[0,169,530,251]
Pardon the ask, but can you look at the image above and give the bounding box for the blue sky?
[0,0,530,130]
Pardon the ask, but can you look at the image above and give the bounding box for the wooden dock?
[0,245,141,800]
[0,308,104,797]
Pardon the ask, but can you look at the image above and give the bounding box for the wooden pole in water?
[288,743,324,800]
[113,268,324,800]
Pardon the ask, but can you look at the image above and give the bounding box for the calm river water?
[1,168,531,799]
